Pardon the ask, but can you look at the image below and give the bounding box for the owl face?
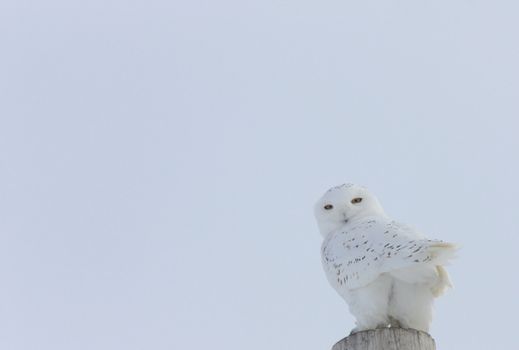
[314,184,386,237]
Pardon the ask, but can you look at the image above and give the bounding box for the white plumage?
[315,183,457,333]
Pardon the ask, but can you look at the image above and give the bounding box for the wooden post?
[332,328,436,350]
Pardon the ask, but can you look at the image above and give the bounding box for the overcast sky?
[1,1,518,350]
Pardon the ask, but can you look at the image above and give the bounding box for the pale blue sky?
[1,1,518,349]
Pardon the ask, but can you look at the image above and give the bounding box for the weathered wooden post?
[332,328,436,350]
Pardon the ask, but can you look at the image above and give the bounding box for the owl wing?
[321,218,457,291]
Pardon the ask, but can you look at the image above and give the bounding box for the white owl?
[315,184,457,333]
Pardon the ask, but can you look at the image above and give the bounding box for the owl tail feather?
[427,241,458,266]
[431,266,452,297]
[427,242,458,297]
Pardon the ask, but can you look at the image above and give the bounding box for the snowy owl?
[315,183,457,334]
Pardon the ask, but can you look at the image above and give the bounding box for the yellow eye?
[324,204,333,210]
[351,197,363,204]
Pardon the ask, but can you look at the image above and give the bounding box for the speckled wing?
[321,218,456,291]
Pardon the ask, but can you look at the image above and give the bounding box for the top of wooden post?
[332,328,436,350]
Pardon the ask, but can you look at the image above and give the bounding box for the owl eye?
[351,197,363,204]
[323,204,333,210]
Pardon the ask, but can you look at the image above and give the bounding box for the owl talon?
[349,327,360,335]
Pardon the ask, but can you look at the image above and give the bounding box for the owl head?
[314,183,387,237]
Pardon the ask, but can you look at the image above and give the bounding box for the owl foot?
[389,317,402,328]
[350,323,390,335]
